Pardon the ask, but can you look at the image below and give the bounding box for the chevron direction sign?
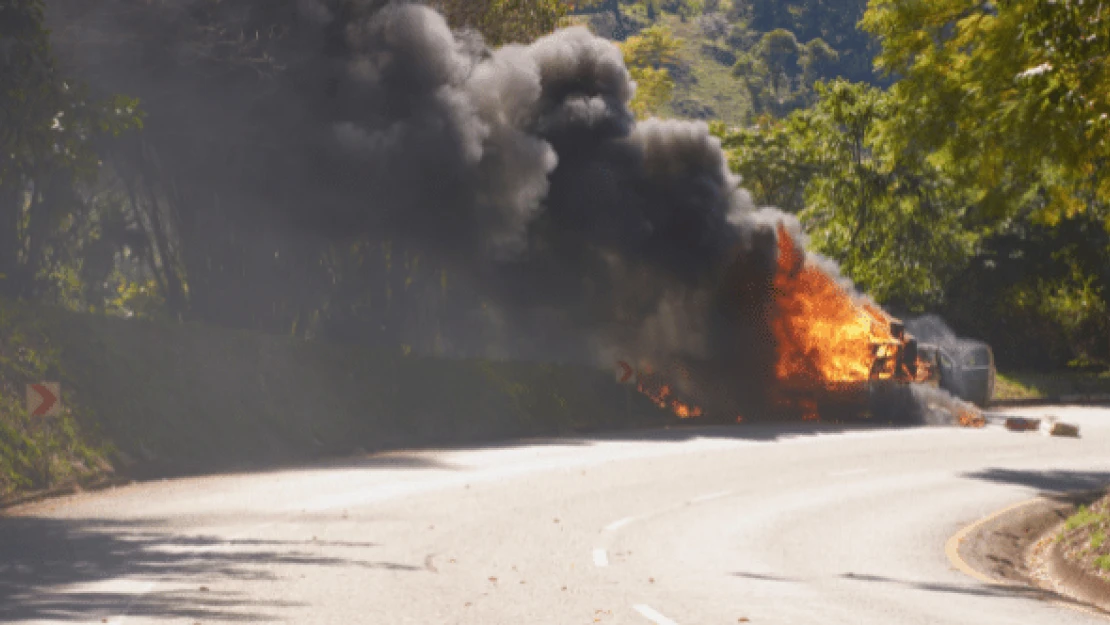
[27,382,62,417]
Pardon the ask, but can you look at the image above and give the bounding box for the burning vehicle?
[623,224,990,427]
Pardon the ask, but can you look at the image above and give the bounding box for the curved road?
[3,406,1109,624]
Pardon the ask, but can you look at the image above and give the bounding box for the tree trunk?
[0,184,22,298]
[608,0,627,38]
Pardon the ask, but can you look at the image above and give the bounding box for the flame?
[635,373,703,419]
[798,399,820,421]
[957,409,986,428]
[771,224,897,388]
[614,222,955,425]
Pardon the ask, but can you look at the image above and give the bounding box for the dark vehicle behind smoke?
[908,316,996,407]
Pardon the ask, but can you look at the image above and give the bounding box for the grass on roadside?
[1057,495,1110,577]
[0,301,112,498]
[994,369,1110,401]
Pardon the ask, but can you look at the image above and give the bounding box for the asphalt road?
[3,405,1109,625]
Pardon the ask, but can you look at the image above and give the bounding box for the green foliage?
[628,66,676,119]
[942,210,1110,369]
[623,24,683,118]
[1058,497,1110,577]
[862,0,1110,228]
[1066,505,1103,531]
[0,300,108,498]
[747,0,876,84]
[716,80,977,310]
[712,117,811,213]
[796,81,977,309]
[622,23,684,68]
[732,29,845,118]
[0,0,143,304]
[432,0,569,45]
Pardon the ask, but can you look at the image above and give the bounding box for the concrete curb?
[1047,539,1110,614]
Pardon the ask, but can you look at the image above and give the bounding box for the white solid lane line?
[604,516,637,531]
[633,604,680,625]
[604,490,733,535]
[592,548,609,567]
[690,490,732,503]
[829,468,868,477]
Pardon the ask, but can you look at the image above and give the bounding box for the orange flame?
[636,374,703,419]
[958,410,986,428]
[771,224,897,390]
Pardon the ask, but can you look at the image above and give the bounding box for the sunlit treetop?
[430,0,570,46]
[862,0,1110,229]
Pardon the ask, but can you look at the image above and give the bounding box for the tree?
[795,81,976,309]
[862,0,1110,364]
[0,0,141,301]
[621,24,683,118]
[621,23,683,68]
[432,0,569,45]
[716,81,977,309]
[862,0,1110,228]
[733,29,834,118]
[747,0,876,83]
[711,117,812,214]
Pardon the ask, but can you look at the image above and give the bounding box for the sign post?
[26,382,61,486]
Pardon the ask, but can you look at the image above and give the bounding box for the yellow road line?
[944,498,1040,586]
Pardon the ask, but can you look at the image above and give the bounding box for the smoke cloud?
[46,0,952,421]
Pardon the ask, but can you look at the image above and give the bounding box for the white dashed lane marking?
[634,603,680,625]
[592,548,609,567]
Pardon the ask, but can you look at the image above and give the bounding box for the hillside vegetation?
[0,298,664,501]
[572,0,877,124]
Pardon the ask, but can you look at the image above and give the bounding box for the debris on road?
[1040,417,1081,437]
[1004,417,1042,432]
[958,409,987,428]
[998,415,1080,436]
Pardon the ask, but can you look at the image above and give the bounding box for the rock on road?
[2,406,1109,624]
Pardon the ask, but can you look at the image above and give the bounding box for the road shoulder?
[947,491,1110,618]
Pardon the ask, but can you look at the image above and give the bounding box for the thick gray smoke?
[285,2,779,380]
[45,0,928,420]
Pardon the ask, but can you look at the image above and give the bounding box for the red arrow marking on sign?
[617,361,634,383]
[31,384,57,416]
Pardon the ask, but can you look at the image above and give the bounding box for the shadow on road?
[961,468,1110,495]
[729,571,799,582]
[0,516,417,623]
[839,572,1106,613]
[121,420,920,484]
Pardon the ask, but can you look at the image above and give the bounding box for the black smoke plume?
[44,0,860,419]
